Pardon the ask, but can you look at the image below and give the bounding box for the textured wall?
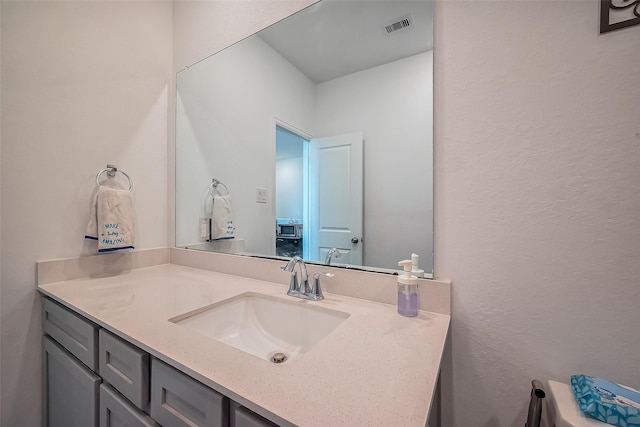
[0,2,172,424]
[0,2,3,416]
[434,1,640,425]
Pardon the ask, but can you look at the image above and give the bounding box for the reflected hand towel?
[211,195,235,240]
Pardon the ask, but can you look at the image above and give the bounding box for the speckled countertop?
[38,263,450,427]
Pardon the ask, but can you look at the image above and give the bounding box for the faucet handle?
[310,272,333,301]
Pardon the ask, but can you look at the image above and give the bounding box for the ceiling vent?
[384,14,414,35]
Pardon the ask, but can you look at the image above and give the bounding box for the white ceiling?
[258,0,433,83]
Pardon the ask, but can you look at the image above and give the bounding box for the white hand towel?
[84,189,100,241]
[85,186,135,252]
[211,195,235,240]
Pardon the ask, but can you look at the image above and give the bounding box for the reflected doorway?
[275,125,307,258]
[275,123,364,265]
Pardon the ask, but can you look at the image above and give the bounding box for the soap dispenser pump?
[397,260,418,317]
[411,253,425,278]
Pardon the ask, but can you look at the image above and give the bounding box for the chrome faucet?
[281,256,310,295]
[325,248,342,266]
[281,256,332,301]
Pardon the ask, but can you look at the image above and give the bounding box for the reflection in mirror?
[176,0,434,276]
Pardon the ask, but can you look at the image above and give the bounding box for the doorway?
[275,125,307,258]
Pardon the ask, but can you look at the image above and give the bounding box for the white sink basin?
[170,292,350,362]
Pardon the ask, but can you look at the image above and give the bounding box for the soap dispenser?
[397,260,418,317]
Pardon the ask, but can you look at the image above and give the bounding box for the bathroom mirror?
[176,0,434,276]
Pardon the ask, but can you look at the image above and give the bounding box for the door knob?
[351,237,359,244]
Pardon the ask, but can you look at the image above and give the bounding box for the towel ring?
[209,178,229,196]
[96,164,133,191]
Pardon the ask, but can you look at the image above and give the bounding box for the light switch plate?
[256,188,268,203]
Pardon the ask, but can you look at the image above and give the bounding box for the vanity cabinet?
[42,297,101,427]
[230,402,278,427]
[100,384,158,427]
[41,296,281,427]
[43,335,101,427]
[99,329,150,412]
[150,358,229,426]
[43,296,99,370]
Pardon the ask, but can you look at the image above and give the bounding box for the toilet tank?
[545,380,604,427]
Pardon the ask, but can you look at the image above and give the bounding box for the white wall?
[175,35,316,253]
[0,2,172,425]
[315,51,433,271]
[276,157,304,220]
[435,1,640,425]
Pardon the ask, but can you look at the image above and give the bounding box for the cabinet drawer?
[150,358,229,427]
[100,384,158,427]
[233,405,278,427]
[43,297,99,371]
[99,329,150,411]
[43,336,101,427]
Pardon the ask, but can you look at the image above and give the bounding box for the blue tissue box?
[571,374,640,427]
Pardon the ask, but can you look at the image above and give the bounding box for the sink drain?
[270,352,287,364]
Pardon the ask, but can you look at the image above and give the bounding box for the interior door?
[307,132,363,265]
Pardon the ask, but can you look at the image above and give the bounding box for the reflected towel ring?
[209,178,229,196]
[95,164,133,191]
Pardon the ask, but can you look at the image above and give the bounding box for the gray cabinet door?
[150,358,229,427]
[100,384,158,427]
[43,336,101,427]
